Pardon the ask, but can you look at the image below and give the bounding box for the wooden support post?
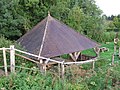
[43,64,46,75]
[92,61,95,70]
[44,59,49,75]
[97,53,99,57]
[94,47,100,57]
[112,54,114,66]
[58,63,61,77]
[37,59,44,74]
[40,59,43,64]
[69,53,76,61]
[61,61,65,79]
[69,52,80,61]
[118,47,120,58]
[74,52,81,60]
[61,61,65,89]
[10,45,15,73]
[114,45,116,54]
[3,47,8,76]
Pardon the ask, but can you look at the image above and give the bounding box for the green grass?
[81,42,115,70]
[99,43,114,58]
[82,48,96,56]
[81,42,114,58]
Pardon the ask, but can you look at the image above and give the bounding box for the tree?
[0,0,49,40]
[50,0,103,39]
[113,16,120,32]
[0,0,104,42]
[0,0,23,39]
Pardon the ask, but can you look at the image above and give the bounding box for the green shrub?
[100,32,115,43]
[0,36,35,70]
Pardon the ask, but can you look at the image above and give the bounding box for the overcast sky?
[95,0,120,16]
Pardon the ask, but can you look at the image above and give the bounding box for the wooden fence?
[0,45,104,78]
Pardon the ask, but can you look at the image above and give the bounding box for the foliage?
[1,0,120,43]
[0,0,105,42]
[0,40,120,90]
[0,70,89,90]
[103,14,120,34]
[0,0,23,40]
[117,41,120,47]
[0,36,35,70]
[113,16,120,31]
[0,0,120,89]
[0,36,21,49]
[50,0,103,40]
[0,0,48,40]
[100,32,115,42]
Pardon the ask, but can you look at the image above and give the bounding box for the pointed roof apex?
[47,11,52,21]
[48,11,51,16]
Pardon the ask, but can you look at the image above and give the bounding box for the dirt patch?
[65,65,94,78]
[0,69,5,77]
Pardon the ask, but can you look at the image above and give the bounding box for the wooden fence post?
[114,45,116,54]
[112,54,114,66]
[61,61,65,90]
[38,59,44,74]
[10,45,15,73]
[3,47,8,76]
[44,59,49,75]
[119,47,120,58]
[58,63,61,77]
[92,61,95,70]
[61,61,65,79]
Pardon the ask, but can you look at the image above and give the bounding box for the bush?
[0,36,35,70]
[97,31,115,43]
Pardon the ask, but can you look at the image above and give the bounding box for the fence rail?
[15,49,63,64]
[64,58,97,65]
[0,45,107,78]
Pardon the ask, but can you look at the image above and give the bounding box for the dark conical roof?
[17,14,99,58]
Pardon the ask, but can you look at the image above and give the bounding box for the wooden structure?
[17,13,100,76]
[112,33,120,66]
[0,46,99,78]
[114,33,120,54]
[2,47,8,76]
[18,14,99,59]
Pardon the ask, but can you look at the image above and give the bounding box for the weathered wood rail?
[77,54,96,61]
[0,45,103,78]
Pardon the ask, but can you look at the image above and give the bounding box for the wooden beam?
[43,64,46,75]
[74,52,81,60]
[3,47,8,76]
[114,45,116,54]
[10,45,15,73]
[61,62,65,79]
[64,58,97,65]
[38,14,49,60]
[69,53,77,61]
[92,61,95,70]
[112,54,114,66]
[119,47,120,58]
[69,52,81,61]
[58,63,61,78]
[94,47,100,57]
[15,48,62,64]
[44,59,49,75]
[6,50,40,64]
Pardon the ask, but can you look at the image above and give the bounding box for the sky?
[95,0,120,16]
